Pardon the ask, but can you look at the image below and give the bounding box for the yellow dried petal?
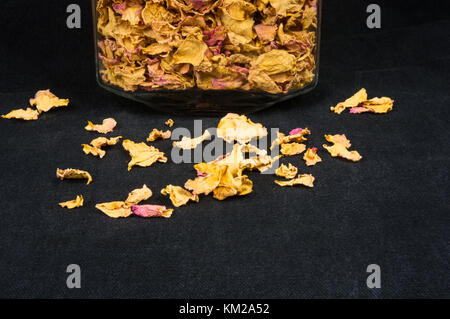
[217,113,267,144]
[331,88,368,114]
[122,139,167,171]
[303,148,322,166]
[323,134,362,162]
[82,144,106,158]
[59,195,84,209]
[280,142,306,156]
[173,37,207,67]
[141,2,174,25]
[125,184,153,206]
[185,164,227,196]
[173,130,211,150]
[270,128,310,150]
[95,201,132,218]
[147,129,171,142]
[161,185,199,207]
[56,168,93,185]
[29,90,69,113]
[275,174,315,187]
[252,50,296,75]
[323,143,362,162]
[165,119,174,127]
[361,97,394,113]
[82,136,122,158]
[84,118,117,134]
[275,163,298,179]
[2,108,39,121]
[269,0,304,16]
[324,134,351,148]
[248,68,282,94]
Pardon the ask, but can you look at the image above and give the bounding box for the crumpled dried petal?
[331,89,394,115]
[217,113,267,144]
[173,130,211,149]
[323,134,362,162]
[323,143,362,162]
[275,174,315,187]
[269,0,303,16]
[146,129,171,142]
[252,50,296,75]
[240,154,281,173]
[330,88,368,114]
[29,90,69,113]
[56,168,93,185]
[2,108,39,121]
[85,118,117,134]
[275,163,298,179]
[82,136,122,158]
[280,142,306,156]
[131,205,173,218]
[185,163,227,195]
[359,97,394,113]
[324,134,351,148]
[95,201,132,218]
[161,185,199,207]
[173,37,208,66]
[303,147,322,166]
[165,119,174,127]
[185,144,254,200]
[122,139,168,171]
[59,195,84,209]
[254,24,277,42]
[125,184,153,206]
[270,128,310,150]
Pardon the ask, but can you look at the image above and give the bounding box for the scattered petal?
[95,201,132,218]
[217,113,267,144]
[122,139,167,171]
[303,147,322,166]
[131,205,173,218]
[125,184,153,206]
[161,185,199,207]
[29,90,69,113]
[147,128,171,142]
[85,118,117,134]
[56,168,93,185]
[2,108,39,121]
[165,119,174,127]
[59,195,84,209]
[323,134,362,162]
[173,130,211,149]
[275,163,298,179]
[280,142,306,156]
[82,136,122,158]
[275,174,315,187]
[330,88,368,114]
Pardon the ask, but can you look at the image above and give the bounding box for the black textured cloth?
[0,0,448,298]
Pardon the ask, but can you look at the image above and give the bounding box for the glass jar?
[92,0,321,114]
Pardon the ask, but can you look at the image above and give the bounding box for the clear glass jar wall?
[92,0,321,114]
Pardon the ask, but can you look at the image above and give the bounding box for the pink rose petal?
[289,128,303,135]
[132,205,172,218]
[350,106,372,114]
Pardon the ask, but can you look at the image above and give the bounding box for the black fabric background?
[0,0,448,298]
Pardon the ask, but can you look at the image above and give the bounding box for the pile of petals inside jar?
[96,0,318,93]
